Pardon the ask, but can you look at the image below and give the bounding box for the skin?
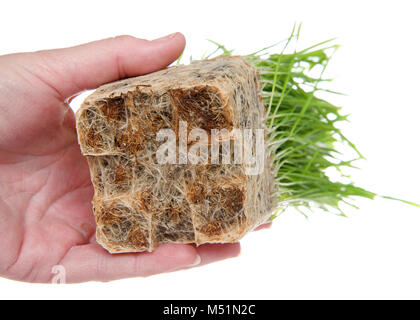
[0,33,246,283]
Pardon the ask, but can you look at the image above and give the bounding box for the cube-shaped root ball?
[76,56,274,253]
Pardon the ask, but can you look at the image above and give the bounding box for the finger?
[254,222,272,231]
[22,33,186,99]
[194,243,241,267]
[60,242,198,283]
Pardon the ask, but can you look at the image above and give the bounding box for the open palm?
[0,33,241,283]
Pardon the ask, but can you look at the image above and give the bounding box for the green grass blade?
[204,27,419,215]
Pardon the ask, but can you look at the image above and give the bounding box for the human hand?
[0,33,241,283]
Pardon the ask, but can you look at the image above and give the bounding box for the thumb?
[25,33,186,100]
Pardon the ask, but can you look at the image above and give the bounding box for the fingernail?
[154,32,179,42]
[186,254,201,267]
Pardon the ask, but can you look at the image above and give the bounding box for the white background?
[1,0,419,299]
